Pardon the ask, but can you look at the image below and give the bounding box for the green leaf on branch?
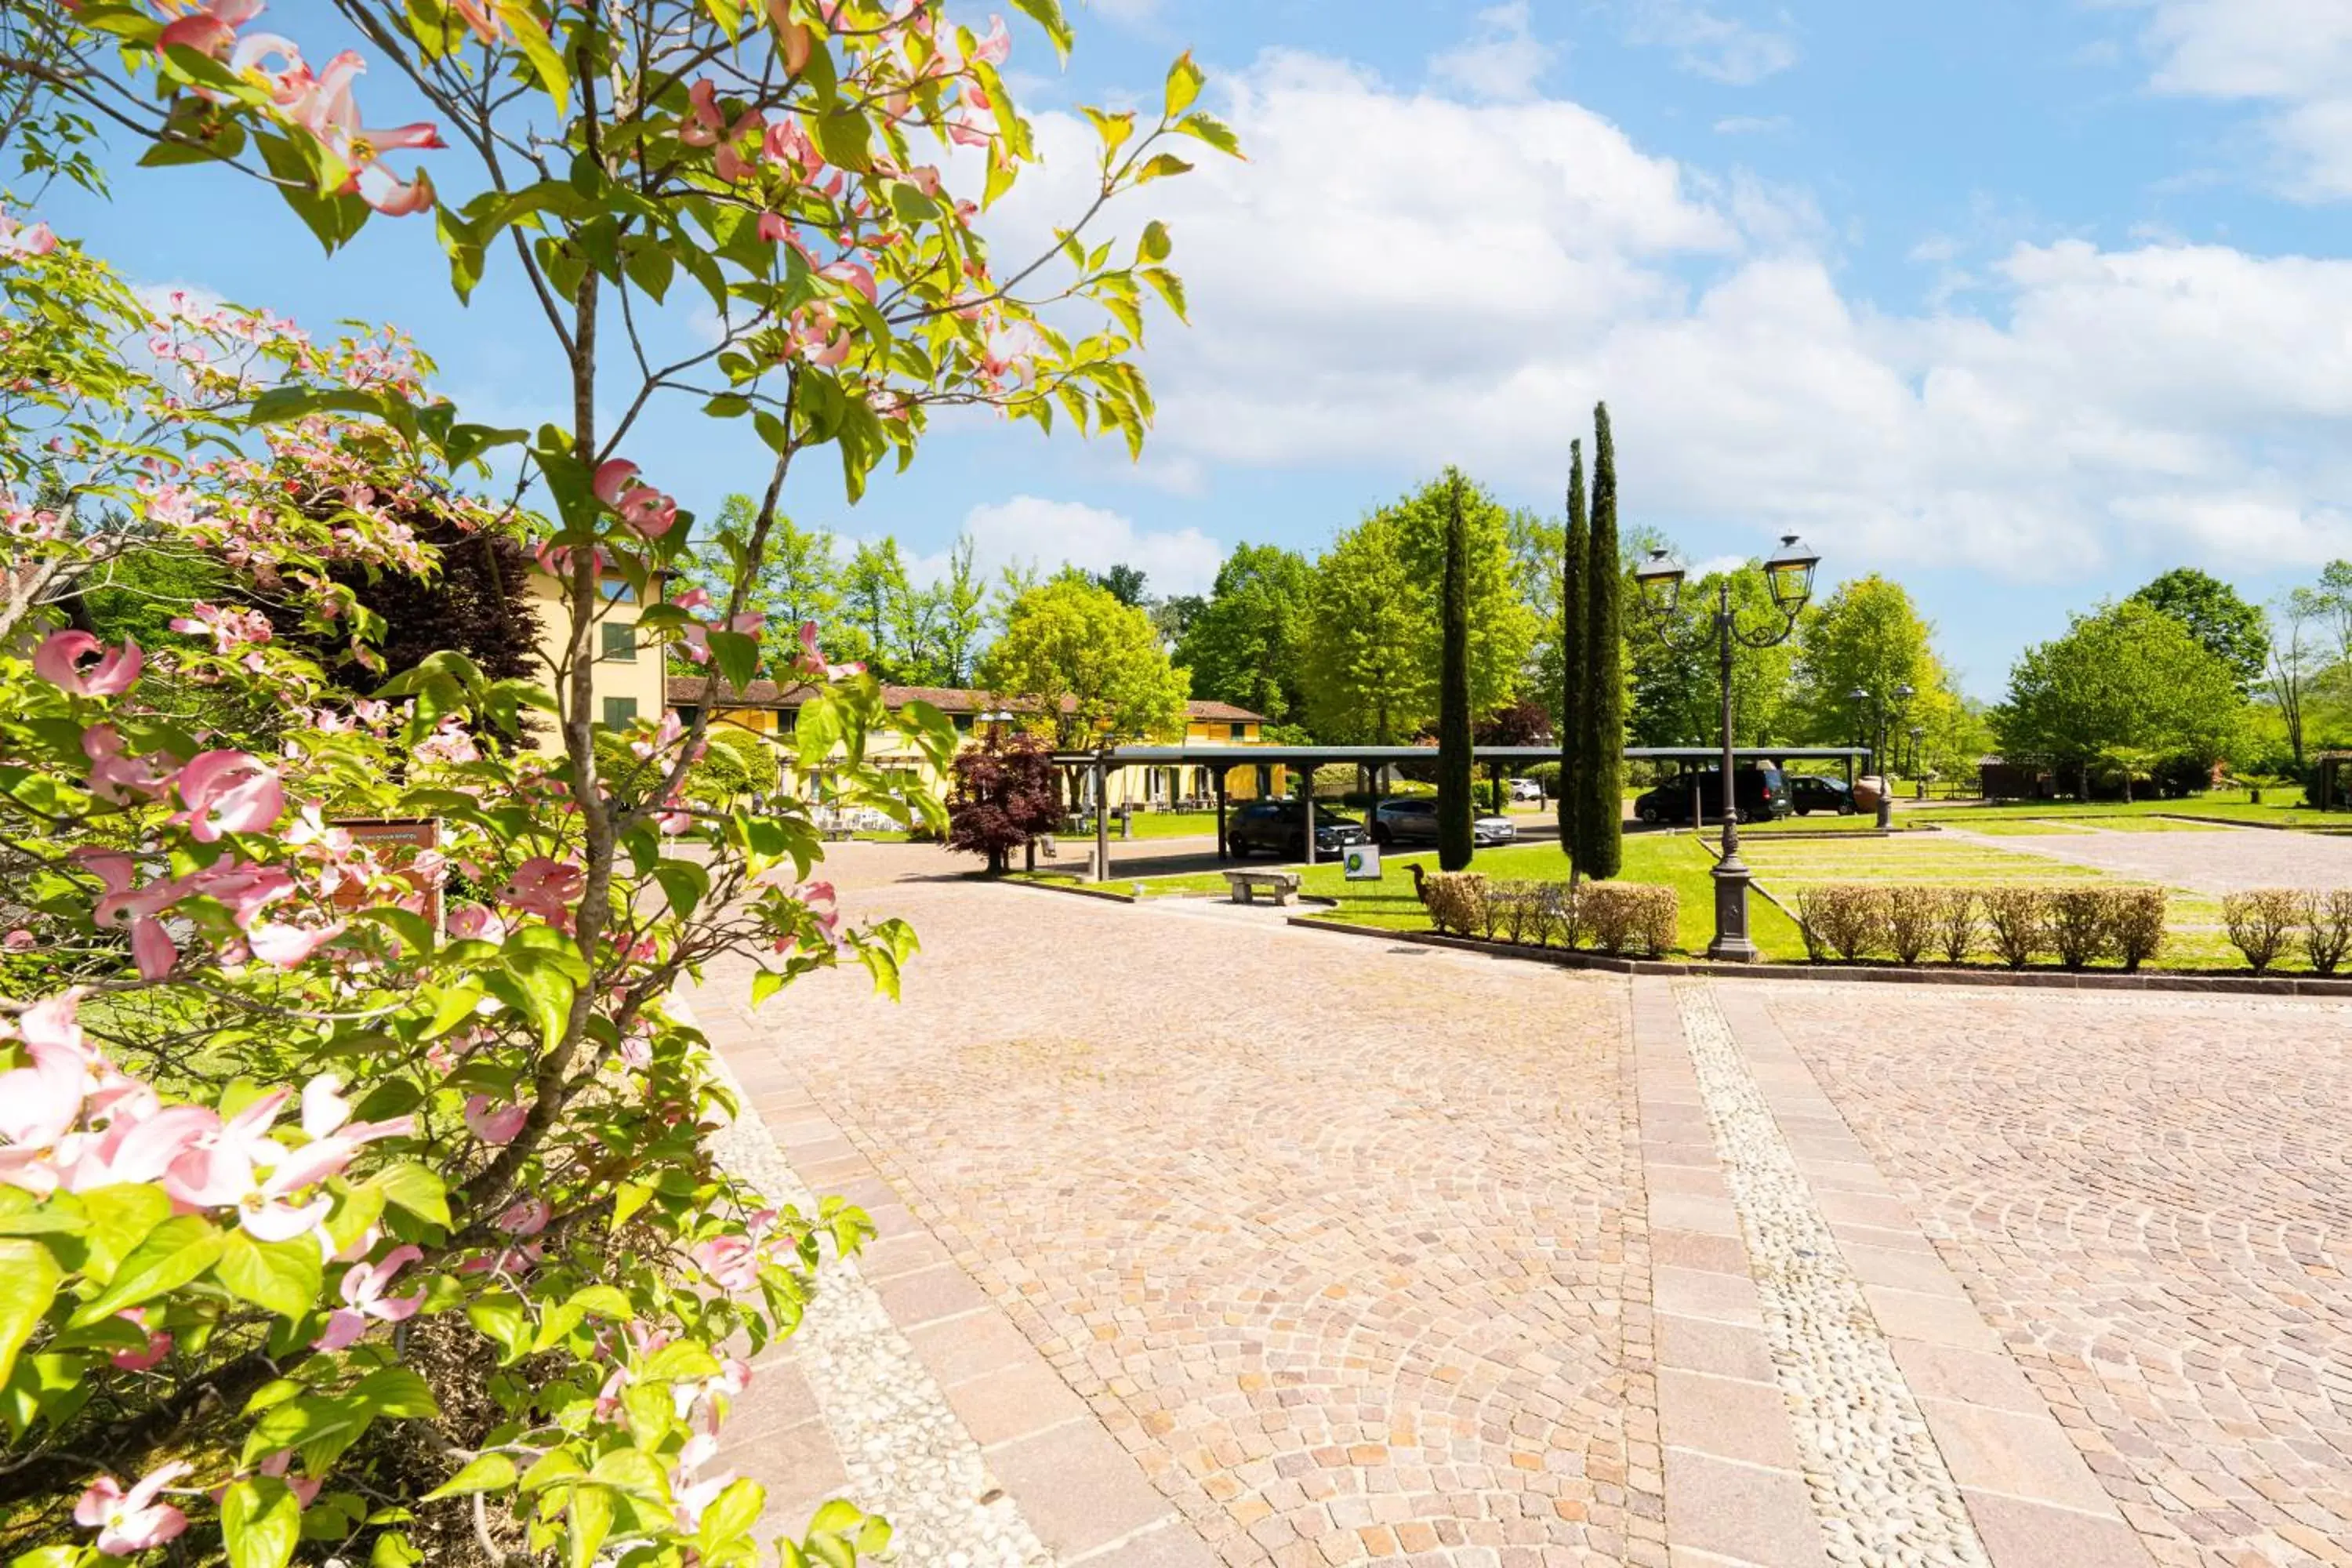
[423,1450,517,1501]
[500,1,571,117]
[219,1231,326,1319]
[1175,111,1243,158]
[705,630,762,693]
[0,1240,60,1388]
[1007,0,1073,60]
[1164,52,1205,118]
[814,108,874,172]
[71,1215,223,1327]
[373,1163,452,1229]
[565,1483,614,1568]
[222,1477,303,1568]
[652,858,710,920]
[1138,220,1172,264]
[1134,152,1193,183]
[78,1183,169,1282]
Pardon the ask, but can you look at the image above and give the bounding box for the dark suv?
[1633,765,1791,824]
[1787,774,1857,815]
[1225,800,1367,858]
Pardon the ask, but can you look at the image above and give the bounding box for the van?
[1632,764,1791,824]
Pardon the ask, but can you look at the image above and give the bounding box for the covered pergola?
[1050,743,1875,877]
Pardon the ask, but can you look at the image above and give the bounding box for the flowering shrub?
[0,0,1231,1562]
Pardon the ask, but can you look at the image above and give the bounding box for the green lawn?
[1911,791,2352,829]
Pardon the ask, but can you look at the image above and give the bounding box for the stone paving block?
[1653,1265,1765,1329]
[873,1262,994,1328]
[1916,1396,2119,1514]
[902,1308,1041,1387]
[723,1417,850,1540]
[1657,1370,1802,1472]
[942,1358,1092,1447]
[1962,1490,2159,1568]
[1649,1192,1741,1237]
[1886,1341,2045,1415]
[1649,1228,1749,1276]
[1860,1285,2005,1352]
[1657,1314,1776,1385]
[989,1417,1179,1559]
[1661,1450,1828,1568]
[1065,1517,1224,1567]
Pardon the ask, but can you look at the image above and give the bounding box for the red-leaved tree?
[946,728,1062,875]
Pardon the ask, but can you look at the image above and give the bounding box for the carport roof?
[1053,744,1874,767]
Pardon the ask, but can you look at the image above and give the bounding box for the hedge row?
[1422,873,1679,957]
[1793,884,2168,971]
[2220,888,2352,973]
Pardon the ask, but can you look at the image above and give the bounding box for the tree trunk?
[1437,474,1475,871]
[1577,403,1625,880]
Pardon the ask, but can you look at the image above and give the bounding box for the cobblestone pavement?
[1759,984,2352,1568]
[1935,822,2352,894]
[715,861,1658,1567]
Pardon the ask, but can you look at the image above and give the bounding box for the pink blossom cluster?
[592,457,678,539]
[158,0,442,215]
[670,586,767,669]
[169,600,275,655]
[0,996,408,1247]
[0,210,57,260]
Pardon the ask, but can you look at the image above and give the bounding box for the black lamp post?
[1847,683,1914,828]
[1907,724,1926,799]
[1635,534,1820,961]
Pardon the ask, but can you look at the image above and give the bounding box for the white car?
[1508,777,1544,803]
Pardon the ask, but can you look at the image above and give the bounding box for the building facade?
[524,567,668,750]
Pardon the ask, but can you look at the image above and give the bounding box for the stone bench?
[1223,869,1301,906]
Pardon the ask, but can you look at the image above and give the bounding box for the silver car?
[1370,797,1518,848]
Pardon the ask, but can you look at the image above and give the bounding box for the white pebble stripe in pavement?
[1671,982,1991,1568]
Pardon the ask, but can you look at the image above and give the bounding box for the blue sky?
[47,0,2352,696]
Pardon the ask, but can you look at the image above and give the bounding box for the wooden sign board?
[328,817,443,935]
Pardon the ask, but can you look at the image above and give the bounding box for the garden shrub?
[2104,887,2167,971]
[1882,884,1940,964]
[1935,887,1980,964]
[1982,887,2048,968]
[2223,888,2302,973]
[1538,881,1581,950]
[1795,884,1883,963]
[1581,883,1678,957]
[1487,880,1544,945]
[1422,872,1489,937]
[2045,886,2111,970]
[2304,890,2352,975]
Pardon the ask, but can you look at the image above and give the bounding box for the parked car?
[1788,773,1857,815]
[1225,800,1367,858]
[1507,777,1544,803]
[1370,797,1519,848]
[1632,764,1791,824]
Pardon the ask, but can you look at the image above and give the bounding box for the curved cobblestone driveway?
[719,863,1657,1566]
[1762,985,2352,1568]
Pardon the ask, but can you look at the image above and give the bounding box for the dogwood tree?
[0,1,1232,1562]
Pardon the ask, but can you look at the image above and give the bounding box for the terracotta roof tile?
[666,675,1264,725]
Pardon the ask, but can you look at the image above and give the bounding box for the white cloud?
[1623,1,1799,85]
[1712,114,1790,135]
[2140,0,2352,198]
[907,495,1223,597]
[991,50,2352,581]
[1430,2,1556,103]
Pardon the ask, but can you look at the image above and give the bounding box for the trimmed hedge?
[1795,884,2167,971]
[1422,873,1677,958]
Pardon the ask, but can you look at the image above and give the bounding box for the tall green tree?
[1176,543,1315,724]
[1438,475,1475,870]
[1791,574,1986,779]
[1094,562,1149,606]
[2129,567,2270,692]
[838,537,911,678]
[1628,563,1797,750]
[1301,473,1537,742]
[978,576,1191,749]
[1577,404,1625,880]
[691,497,841,674]
[930,534,990,686]
[1998,599,2246,797]
[1558,439,1588,860]
[1301,514,1428,742]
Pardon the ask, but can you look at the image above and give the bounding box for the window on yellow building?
[600,621,637,662]
[601,697,638,728]
[1230,722,1248,740]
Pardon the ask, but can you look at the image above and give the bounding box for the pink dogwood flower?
[284,49,443,214]
[690,1233,763,1294]
[313,1243,424,1350]
[110,1309,173,1372]
[34,631,142,697]
[173,750,285,841]
[500,857,583,920]
[74,1461,191,1556]
[0,214,56,259]
[495,1196,551,1236]
[464,1094,527,1146]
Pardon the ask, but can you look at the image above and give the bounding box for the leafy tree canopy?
[1998,599,2248,774]
[976,576,1190,747]
[2129,566,2271,691]
[1174,542,1314,724]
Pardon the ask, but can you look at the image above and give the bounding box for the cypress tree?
[1577,405,1625,880]
[1558,438,1588,866]
[1436,471,1475,871]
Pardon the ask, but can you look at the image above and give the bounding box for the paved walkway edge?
[1633,977,2158,1568]
[687,978,1218,1568]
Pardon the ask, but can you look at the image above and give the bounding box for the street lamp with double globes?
[1635,533,1821,961]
